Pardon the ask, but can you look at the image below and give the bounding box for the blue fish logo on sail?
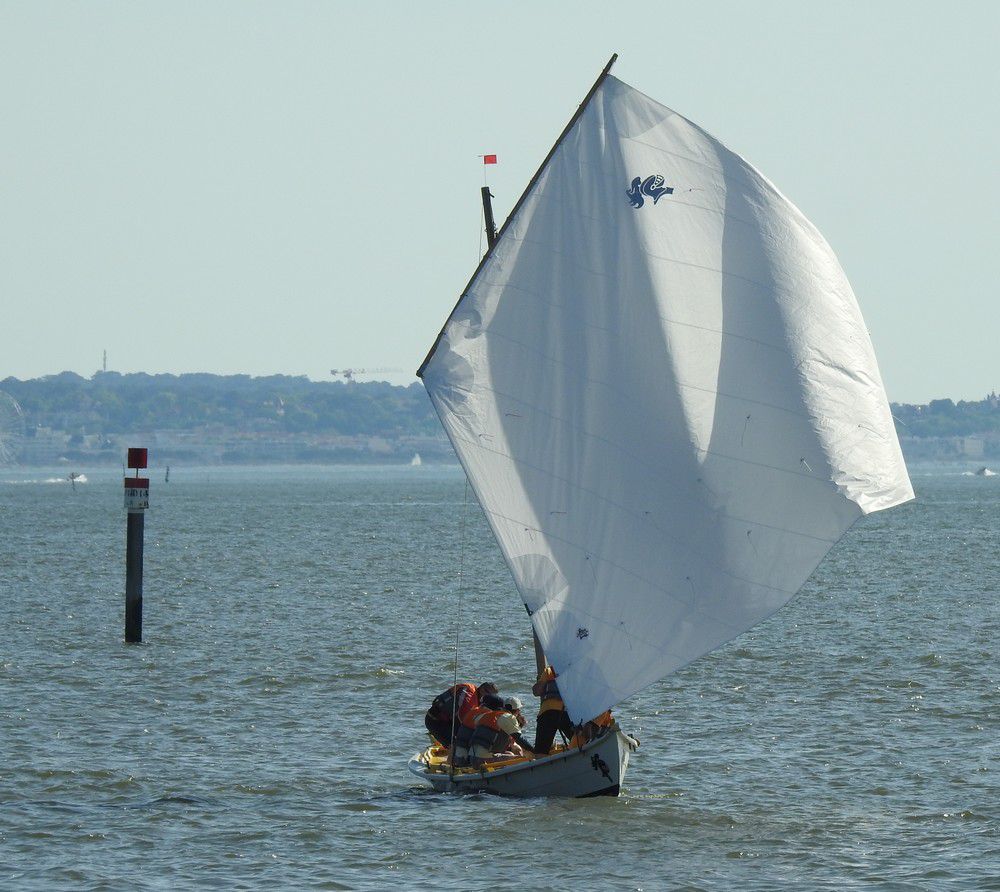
[626,174,674,209]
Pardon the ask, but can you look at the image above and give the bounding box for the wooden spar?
[532,630,546,676]
[481,186,497,248]
[416,53,618,378]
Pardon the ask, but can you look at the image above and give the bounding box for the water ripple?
[1,466,997,889]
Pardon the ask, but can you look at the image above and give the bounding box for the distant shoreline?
[1,373,998,467]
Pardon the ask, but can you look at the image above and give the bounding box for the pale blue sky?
[2,1,996,403]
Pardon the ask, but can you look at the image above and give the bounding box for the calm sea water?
[1,464,997,890]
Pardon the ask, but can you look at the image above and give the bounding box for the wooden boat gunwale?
[407,724,638,797]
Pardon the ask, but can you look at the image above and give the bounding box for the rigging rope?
[448,165,485,780]
[448,475,472,779]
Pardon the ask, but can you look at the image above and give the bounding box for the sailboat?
[408,55,913,797]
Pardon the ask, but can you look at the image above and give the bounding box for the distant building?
[19,427,68,464]
[963,437,985,458]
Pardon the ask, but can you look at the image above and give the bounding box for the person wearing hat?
[424,681,502,749]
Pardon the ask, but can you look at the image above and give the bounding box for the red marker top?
[127,447,148,469]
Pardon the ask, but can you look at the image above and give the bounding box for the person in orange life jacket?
[469,697,536,766]
[424,681,502,748]
[451,700,493,767]
[451,701,507,768]
[532,665,575,755]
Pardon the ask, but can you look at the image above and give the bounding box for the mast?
[481,187,497,249]
[532,630,545,676]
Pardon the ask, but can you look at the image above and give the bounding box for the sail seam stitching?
[476,499,767,638]
[454,288,793,372]
[445,426,825,595]
[445,318,822,433]
[497,225,808,312]
[441,380,839,546]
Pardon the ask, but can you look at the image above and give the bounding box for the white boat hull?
[408,727,638,798]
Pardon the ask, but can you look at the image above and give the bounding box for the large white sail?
[420,71,913,724]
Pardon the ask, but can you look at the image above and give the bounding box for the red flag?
[483,154,497,164]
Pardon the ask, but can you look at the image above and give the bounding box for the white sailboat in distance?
[410,54,913,797]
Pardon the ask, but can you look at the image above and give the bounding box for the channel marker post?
[124,447,149,643]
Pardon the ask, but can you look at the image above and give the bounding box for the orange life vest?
[535,666,564,714]
[474,710,507,732]
[451,703,495,753]
[459,703,494,730]
[430,683,478,724]
[470,709,515,753]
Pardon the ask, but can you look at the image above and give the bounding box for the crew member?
[569,710,614,747]
[532,665,575,755]
[469,697,535,766]
[424,681,501,748]
[451,700,495,767]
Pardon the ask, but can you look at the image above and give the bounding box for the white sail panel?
[422,75,913,723]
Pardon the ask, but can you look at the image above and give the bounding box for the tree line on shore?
[2,371,998,441]
[890,394,1000,439]
[1,371,439,439]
